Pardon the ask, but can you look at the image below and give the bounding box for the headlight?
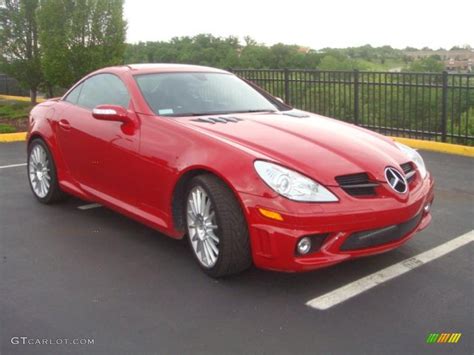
[395,142,427,179]
[254,161,338,202]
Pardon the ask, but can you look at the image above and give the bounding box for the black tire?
[185,174,252,277]
[27,138,67,204]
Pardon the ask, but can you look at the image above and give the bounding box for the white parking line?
[78,203,102,210]
[306,230,474,310]
[0,163,27,169]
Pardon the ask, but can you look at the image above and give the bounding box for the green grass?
[356,59,407,71]
[0,99,32,120]
[0,123,16,133]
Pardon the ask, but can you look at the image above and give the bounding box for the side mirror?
[92,105,131,124]
[275,97,284,104]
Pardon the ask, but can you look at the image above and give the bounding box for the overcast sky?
[124,0,473,49]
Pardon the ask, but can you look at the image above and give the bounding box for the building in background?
[405,49,474,73]
[445,58,472,73]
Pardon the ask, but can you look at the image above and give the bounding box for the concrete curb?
[0,95,41,142]
[0,132,27,142]
[391,137,474,158]
[0,131,472,157]
[0,94,45,102]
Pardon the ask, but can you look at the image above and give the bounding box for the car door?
[56,73,140,206]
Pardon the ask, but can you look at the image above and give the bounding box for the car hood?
[177,111,409,186]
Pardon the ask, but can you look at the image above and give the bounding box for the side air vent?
[335,173,379,197]
[400,162,416,183]
[191,116,243,124]
[282,110,310,118]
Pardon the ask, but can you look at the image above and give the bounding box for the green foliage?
[0,123,17,133]
[1,0,126,100]
[239,44,272,68]
[125,34,240,68]
[406,57,444,72]
[318,54,354,70]
[448,104,474,140]
[125,37,410,71]
[321,44,404,66]
[267,43,304,68]
[38,0,127,90]
[0,98,31,119]
[0,0,42,102]
[124,35,324,69]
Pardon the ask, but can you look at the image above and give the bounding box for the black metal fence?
[231,69,474,146]
[0,74,29,97]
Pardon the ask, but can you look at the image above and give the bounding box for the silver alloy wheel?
[28,144,51,198]
[186,186,220,268]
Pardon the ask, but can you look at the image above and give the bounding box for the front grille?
[340,212,423,251]
[400,162,416,183]
[335,173,368,185]
[335,173,379,197]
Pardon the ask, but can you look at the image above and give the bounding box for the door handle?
[59,119,71,130]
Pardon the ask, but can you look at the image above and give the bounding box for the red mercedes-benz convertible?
[27,64,434,277]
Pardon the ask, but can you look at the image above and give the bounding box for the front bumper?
[239,173,434,272]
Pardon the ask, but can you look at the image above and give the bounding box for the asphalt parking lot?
[1,141,473,355]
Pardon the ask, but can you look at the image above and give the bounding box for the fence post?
[441,71,448,142]
[353,69,359,125]
[284,68,290,103]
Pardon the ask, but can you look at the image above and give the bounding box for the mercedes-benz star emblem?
[385,167,408,194]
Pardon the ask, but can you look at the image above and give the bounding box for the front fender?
[27,101,70,184]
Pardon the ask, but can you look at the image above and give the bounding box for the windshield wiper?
[188,111,234,116]
[189,109,277,116]
[164,111,234,117]
[231,109,277,114]
[163,109,278,117]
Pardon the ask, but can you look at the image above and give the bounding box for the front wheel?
[27,138,66,204]
[185,174,252,277]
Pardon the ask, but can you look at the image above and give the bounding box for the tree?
[36,0,71,93]
[125,37,413,71]
[239,43,271,68]
[38,0,127,92]
[243,36,257,47]
[0,0,42,103]
[319,54,353,70]
[407,57,444,72]
[268,43,305,68]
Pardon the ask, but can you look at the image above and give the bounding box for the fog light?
[424,203,431,213]
[297,237,312,255]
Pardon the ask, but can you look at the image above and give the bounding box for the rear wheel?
[186,174,252,277]
[27,139,66,204]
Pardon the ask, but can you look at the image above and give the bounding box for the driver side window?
[74,74,130,110]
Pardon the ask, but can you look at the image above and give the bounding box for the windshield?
[134,72,278,117]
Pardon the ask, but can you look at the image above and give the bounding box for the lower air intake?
[340,213,422,251]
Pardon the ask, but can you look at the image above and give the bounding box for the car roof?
[117,63,229,75]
